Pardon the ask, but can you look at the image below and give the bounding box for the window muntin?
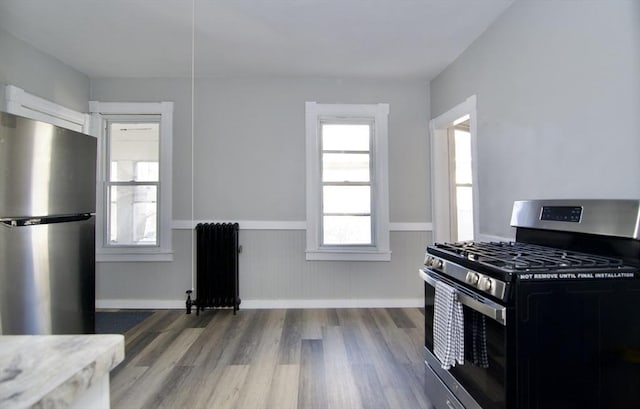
[105,120,160,247]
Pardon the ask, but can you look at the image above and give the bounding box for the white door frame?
[429,95,479,243]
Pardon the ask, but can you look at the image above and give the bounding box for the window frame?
[305,101,391,261]
[89,101,174,262]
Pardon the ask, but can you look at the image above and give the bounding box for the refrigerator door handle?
[1,213,93,227]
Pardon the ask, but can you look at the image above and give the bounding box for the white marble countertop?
[0,334,124,409]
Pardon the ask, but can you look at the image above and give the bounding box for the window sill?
[96,249,174,263]
[305,249,392,261]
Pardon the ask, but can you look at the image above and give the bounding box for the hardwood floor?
[111,308,432,409]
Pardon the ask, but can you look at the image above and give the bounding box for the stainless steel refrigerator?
[0,112,96,335]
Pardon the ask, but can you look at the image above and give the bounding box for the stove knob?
[478,277,493,291]
[424,256,432,266]
[429,258,442,269]
[466,272,480,285]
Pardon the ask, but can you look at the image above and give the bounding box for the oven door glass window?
[425,283,506,409]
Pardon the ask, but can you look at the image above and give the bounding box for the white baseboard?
[241,298,424,309]
[96,298,423,310]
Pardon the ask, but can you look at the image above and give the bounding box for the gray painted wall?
[430,0,640,238]
[0,28,89,112]
[91,77,431,304]
[91,78,430,222]
[96,229,429,304]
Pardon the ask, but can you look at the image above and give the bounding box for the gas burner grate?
[435,241,624,271]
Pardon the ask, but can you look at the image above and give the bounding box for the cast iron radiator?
[186,222,241,315]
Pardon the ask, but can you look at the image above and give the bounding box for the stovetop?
[427,241,638,282]
[434,241,625,271]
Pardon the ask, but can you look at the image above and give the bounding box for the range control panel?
[540,206,582,223]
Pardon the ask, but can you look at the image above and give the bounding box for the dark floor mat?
[95,311,153,334]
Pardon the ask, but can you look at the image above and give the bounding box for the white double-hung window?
[305,102,391,261]
[90,102,173,262]
[106,121,160,246]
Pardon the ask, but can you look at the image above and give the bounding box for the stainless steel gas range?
[419,199,640,409]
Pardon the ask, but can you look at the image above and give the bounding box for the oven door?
[420,268,508,409]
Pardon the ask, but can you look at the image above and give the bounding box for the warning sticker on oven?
[518,272,637,280]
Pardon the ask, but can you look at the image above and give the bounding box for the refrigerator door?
[0,216,95,334]
[0,112,96,218]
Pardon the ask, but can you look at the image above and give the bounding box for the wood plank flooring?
[110,308,432,409]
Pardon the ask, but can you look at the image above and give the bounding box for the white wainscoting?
[97,224,433,310]
[96,298,424,310]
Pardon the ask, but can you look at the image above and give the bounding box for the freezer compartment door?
[0,216,95,335]
[0,112,96,218]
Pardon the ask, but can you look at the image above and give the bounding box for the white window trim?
[4,85,90,132]
[89,101,174,262]
[305,101,391,261]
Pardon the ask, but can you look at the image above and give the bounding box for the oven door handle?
[419,269,507,326]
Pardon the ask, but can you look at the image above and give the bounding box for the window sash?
[319,120,375,247]
[106,182,159,247]
[104,117,161,249]
[105,181,160,248]
[322,215,373,246]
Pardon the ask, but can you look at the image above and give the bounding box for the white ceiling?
[0,0,513,80]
